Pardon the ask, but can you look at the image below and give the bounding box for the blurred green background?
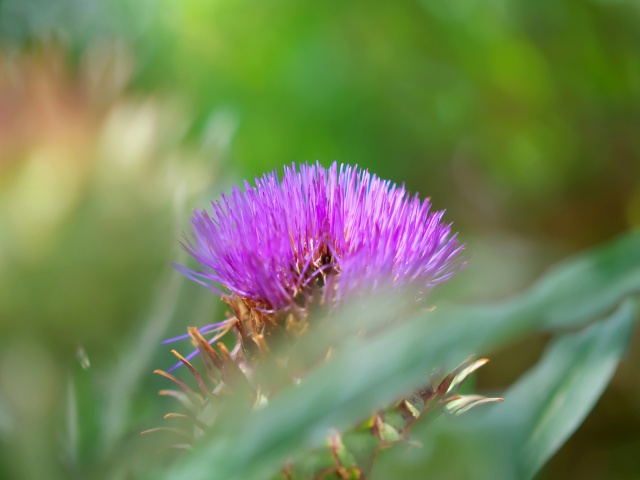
[1,0,639,478]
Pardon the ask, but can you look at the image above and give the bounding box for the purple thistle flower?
[149,164,500,467]
[176,162,465,318]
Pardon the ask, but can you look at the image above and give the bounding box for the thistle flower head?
[178,162,464,318]
[149,164,501,476]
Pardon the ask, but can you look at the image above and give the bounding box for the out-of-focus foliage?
[1,0,639,479]
[0,46,221,480]
[0,46,215,352]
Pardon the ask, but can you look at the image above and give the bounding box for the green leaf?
[513,299,636,478]
[429,230,640,356]
[374,300,637,479]
[149,233,640,480]
[516,230,640,330]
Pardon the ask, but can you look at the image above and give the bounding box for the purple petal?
[174,162,466,312]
